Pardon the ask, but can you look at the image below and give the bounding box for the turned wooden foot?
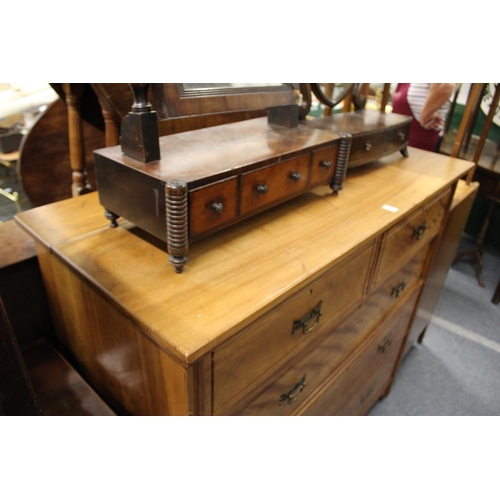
[400,146,409,158]
[104,209,119,228]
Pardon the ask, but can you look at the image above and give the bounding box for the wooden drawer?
[373,188,451,288]
[213,240,375,415]
[300,286,420,416]
[233,247,427,416]
[189,177,238,237]
[240,155,310,215]
[349,130,386,166]
[384,122,411,154]
[310,144,339,186]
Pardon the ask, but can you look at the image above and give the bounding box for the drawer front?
[373,188,451,288]
[349,131,386,166]
[310,144,339,186]
[384,122,411,153]
[189,177,238,237]
[240,155,310,215]
[234,248,427,416]
[213,241,375,415]
[301,286,420,416]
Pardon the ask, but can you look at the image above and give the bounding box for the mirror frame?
[151,83,297,120]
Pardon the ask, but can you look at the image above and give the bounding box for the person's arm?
[420,83,455,129]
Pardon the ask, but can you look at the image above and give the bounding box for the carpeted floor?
[369,236,500,416]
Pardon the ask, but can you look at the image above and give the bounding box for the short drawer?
[384,122,411,154]
[213,240,375,415]
[240,154,310,215]
[300,286,420,416]
[310,144,339,186]
[349,131,386,166]
[189,177,238,237]
[373,188,452,288]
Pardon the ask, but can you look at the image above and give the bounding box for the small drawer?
[349,130,386,166]
[240,154,310,215]
[373,188,452,288]
[300,286,420,416]
[213,240,375,415]
[384,122,411,153]
[310,144,339,186]
[189,177,238,237]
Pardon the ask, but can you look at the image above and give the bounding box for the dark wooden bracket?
[120,83,161,163]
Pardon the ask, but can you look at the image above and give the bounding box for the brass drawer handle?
[320,160,331,169]
[412,222,428,240]
[365,142,373,151]
[292,301,322,335]
[210,202,224,214]
[391,282,406,298]
[279,374,307,406]
[256,184,268,194]
[290,172,301,181]
[378,337,393,353]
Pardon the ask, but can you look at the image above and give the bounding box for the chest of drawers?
[16,148,474,416]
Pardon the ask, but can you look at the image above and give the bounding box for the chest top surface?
[16,148,474,363]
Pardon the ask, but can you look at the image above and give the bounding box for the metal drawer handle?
[378,337,393,353]
[292,301,322,335]
[365,142,373,151]
[391,282,406,298]
[210,202,224,214]
[412,222,428,240]
[398,131,406,141]
[290,172,301,181]
[279,374,307,406]
[320,160,331,169]
[256,184,268,194]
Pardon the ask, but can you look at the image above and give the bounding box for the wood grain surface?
[16,148,474,365]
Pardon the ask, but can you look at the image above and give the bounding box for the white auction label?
[382,204,399,213]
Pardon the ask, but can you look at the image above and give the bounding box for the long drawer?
[233,246,428,416]
[213,240,376,415]
[300,286,421,416]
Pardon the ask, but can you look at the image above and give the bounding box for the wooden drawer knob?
[210,202,224,214]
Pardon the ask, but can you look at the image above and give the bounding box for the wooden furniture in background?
[0,221,115,415]
[16,148,473,415]
[448,83,500,303]
[0,297,42,415]
[0,220,54,346]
